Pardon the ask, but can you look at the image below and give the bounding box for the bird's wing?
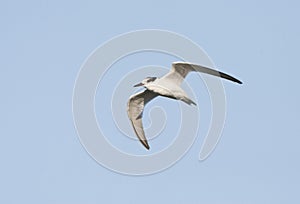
[161,62,193,85]
[162,62,242,85]
[127,89,159,149]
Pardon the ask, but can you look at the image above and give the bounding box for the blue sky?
[1,0,300,203]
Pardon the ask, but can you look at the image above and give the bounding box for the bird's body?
[144,78,196,105]
[127,62,242,149]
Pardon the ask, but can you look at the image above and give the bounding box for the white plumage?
[127,62,242,149]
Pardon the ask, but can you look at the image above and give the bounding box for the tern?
[127,62,242,150]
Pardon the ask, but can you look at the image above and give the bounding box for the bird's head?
[134,76,157,87]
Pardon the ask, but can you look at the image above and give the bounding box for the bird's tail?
[181,97,197,106]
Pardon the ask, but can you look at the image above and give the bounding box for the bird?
[127,62,242,150]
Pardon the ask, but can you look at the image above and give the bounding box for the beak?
[133,82,143,87]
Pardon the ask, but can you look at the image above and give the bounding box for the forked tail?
[181,97,197,106]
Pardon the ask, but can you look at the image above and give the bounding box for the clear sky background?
[1,0,300,203]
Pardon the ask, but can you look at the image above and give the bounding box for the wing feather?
[127,89,158,149]
[162,62,242,85]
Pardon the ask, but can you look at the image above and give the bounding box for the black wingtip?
[236,79,243,84]
[228,76,243,84]
[142,141,150,150]
[229,76,242,84]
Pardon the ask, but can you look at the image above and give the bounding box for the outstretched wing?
[127,89,158,149]
[162,62,242,85]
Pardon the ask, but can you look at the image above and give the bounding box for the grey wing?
[163,62,242,85]
[161,62,194,85]
[127,89,158,150]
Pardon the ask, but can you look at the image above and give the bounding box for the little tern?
[127,62,242,149]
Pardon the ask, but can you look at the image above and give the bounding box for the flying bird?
[127,62,242,150]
